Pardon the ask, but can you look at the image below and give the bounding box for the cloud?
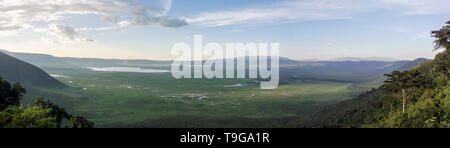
[48,24,78,41]
[0,30,17,38]
[187,0,374,27]
[41,37,60,44]
[0,25,23,31]
[150,16,188,28]
[34,24,93,42]
[0,0,186,39]
[118,21,132,27]
[413,31,431,40]
[79,38,94,42]
[160,0,172,15]
[188,0,450,27]
[380,0,450,14]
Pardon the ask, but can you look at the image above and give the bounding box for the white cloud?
[79,38,94,42]
[0,30,17,38]
[380,0,450,14]
[48,24,78,41]
[414,31,431,40]
[160,0,172,15]
[34,24,93,42]
[0,0,186,40]
[41,37,60,44]
[118,21,133,27]
[188,0,450,27]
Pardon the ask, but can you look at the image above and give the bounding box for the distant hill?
[1,50,173,70]
[0,51,66,88]
[396,58,430,71]
[280,60,411,84]
[2,49,420,85]
[346,58,428,94]
[330,57,399,62]
[1,49,410,69]
[0,49,76,69]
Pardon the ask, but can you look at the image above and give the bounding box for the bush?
[0,105,58,128]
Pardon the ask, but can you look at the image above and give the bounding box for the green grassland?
[23,68,356,127]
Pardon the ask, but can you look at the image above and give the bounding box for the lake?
[87,67,170,73]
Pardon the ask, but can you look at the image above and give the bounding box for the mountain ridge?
[1,49,421,67]
[0,51,66,88]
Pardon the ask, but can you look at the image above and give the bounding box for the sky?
[0,0,449,61]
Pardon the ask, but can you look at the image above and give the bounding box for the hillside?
[0,50,171,70]
[396,58,430,71]
[0,51,66,88]
[347,58,429,94]
[293,22,450,128]
[294,58,449,128]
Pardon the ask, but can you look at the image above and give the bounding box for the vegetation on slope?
[0,77,93,128]
[296,21,450,128]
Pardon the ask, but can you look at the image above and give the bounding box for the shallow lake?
[87,67,170,73]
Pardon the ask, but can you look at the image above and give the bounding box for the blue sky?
[0,0,449,60]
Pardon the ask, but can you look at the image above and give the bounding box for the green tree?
[0,105,58,128]
[431,21,450,79]
[69,116,94,128]
[1,77,94,128]
[434,52,450,80]
[34,97,71,127]
[431,21,450,52]
[34,98,94,128]
[0,77,26,111]
[384,70,426,113]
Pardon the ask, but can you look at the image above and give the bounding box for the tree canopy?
[431,21,450,52]
[0,77,93,128]
[0,77,26,111]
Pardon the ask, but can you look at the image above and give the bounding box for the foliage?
[0,77,26,111]
[0,105,58,128]
[0,78,93,128]
[431,21,450,51]
[69,116,94,128]
[34,97,71,127]
[384,70,429,112]
[351,22,450,128]
[295,21,450,128]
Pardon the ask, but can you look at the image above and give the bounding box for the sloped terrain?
[0,51,66,88]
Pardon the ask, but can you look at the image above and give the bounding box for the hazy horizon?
[1,48,429,61]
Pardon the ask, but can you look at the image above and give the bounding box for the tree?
[384,70,426,113]
[1,77,94,128]
[0,105,58,128]
[34,98,95,128]
[34,97,71,127]
[432,21,450,52]
[434,52,450,79]
[0,77,26,111]
[69,116,94,128]
[431,21,450,79]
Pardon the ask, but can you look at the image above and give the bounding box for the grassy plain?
[21,68,355,127]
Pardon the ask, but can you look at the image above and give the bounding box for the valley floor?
[23,69,360,128]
